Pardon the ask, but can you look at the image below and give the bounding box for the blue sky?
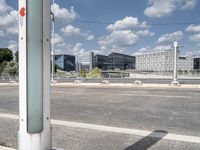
[1,0,200,62]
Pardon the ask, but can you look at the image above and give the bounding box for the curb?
[52,83,200,89]
[0,82,200,89]
[0,83,18,86]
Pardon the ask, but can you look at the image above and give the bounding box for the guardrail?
[0,75,18,81]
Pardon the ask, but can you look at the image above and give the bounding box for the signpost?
[18,0,51,149]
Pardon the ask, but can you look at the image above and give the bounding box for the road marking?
[51,91,192,99]
[0,113,200,144]
[118,93,192,99]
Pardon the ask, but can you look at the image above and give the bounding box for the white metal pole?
[18,0,51,149]
[171,41,180,85]
[51,0,55,83]
[173,41,178,82]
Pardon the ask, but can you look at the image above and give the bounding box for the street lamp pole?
[171,41,182,85]
[173,41,178,82]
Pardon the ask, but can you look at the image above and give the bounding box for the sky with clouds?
[1,0,200,62]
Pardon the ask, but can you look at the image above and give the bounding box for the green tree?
[0,61,7,74]
[88,68,102,78]
[3,61,18,76]
[0,48,13,63]
[15,51,19,62]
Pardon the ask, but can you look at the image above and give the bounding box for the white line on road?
[118,93,192,99]
[51,91,192,99]
[0,113,200,144]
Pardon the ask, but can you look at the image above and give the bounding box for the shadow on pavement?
[124,130,168,150]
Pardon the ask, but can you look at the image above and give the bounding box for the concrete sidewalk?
[52,82,200,88]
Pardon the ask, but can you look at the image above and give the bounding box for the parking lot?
[0,85,200,149]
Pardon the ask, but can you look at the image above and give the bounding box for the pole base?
[51,79,57,84]
[134,80,142,85]
[171,80,180,86]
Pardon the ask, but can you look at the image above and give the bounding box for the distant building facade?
[194,57,200,70]
[135,50,193,71]
[90,52,135,70]
[178,56,193,71]
[107,53,135,70]
[91,52,108,70]
[55,54,75,71]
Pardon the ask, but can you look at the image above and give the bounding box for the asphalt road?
[0,85,200,149]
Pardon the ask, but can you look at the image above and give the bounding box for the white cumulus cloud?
[136,29,155,37]
[186,24,200,33]
[157,31,184,43]
[0,0,18,35]
[107,16,148,31]
[52,33,65,46]
[189,33,200,42]
[144,0,197,18]
[186,24,200,45]
[61,25,94,40]
[61,25,81,36]
[98,30,139,47]
[72,43,90,62]
[0,0,12,15]
[51,3,78,22]
[99,17,153,52]
[180,0,197,10]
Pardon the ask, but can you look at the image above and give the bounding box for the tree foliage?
[15,51,19,62]
[0,61,7,74]
[0,48,13,63]
[87,68,102,78]
[79,69,87,77]
[3,61,18,76]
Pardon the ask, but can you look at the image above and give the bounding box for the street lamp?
[171,41,183,85]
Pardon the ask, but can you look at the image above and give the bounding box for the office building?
[135,50,193,72]
[194,57,200,70]
[91,52,108,70]
[55,54,75,71]
[107,53,135,70]
[90,52,135,70]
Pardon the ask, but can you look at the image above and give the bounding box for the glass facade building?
[91,53,108,70]
[91,52,135,70]
[194,58,200,70]
[107,53,135,70]
[55,54,75,71]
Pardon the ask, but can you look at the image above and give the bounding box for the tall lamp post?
[171,41,183,85]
